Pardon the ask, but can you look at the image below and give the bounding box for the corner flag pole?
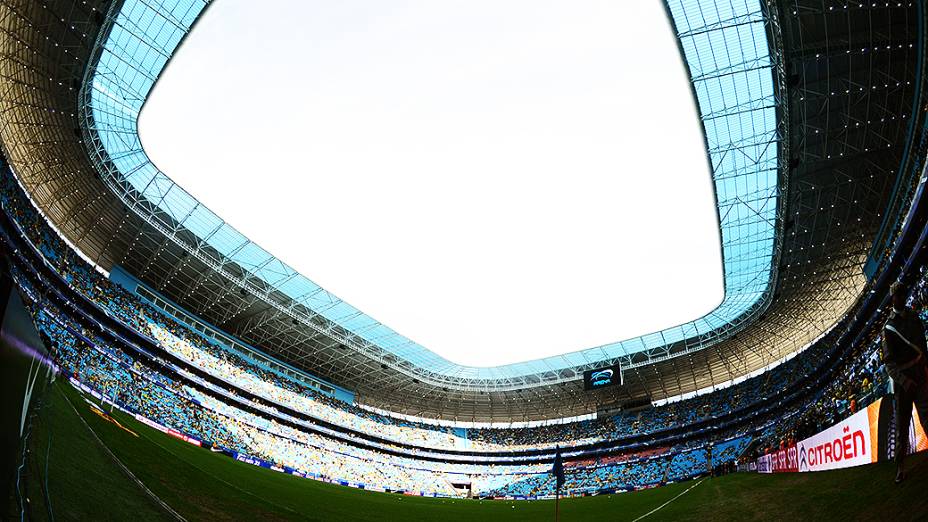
[552,446,564,522]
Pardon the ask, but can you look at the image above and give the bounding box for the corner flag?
[552,447,565,521]
[552,447,565,489]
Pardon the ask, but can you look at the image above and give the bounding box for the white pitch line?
[631,478,706,522]
[63,386,187,521]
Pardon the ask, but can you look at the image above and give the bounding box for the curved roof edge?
[77,0,786,383]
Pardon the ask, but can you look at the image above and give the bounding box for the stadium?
[2,0,928,519]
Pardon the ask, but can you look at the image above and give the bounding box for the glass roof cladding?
[138,1,722,368]
[82,0,781,380]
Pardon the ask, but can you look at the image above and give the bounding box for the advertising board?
[758,397,928,473]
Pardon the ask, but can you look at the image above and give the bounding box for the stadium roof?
[1,0,925,420]
[84,0,779,380]
[137,0,726,369]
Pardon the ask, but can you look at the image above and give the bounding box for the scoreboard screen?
[583,364,622,390]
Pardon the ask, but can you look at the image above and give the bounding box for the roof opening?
[139,0,723,367]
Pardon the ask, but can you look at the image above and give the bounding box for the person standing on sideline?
[881,281,928,483]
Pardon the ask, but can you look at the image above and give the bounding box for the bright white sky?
[139,0,723,367]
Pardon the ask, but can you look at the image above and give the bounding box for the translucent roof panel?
[83,0,780,380]
[136,0,723,368]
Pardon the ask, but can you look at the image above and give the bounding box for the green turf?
[34,381,928,521]
[17,380,173,521]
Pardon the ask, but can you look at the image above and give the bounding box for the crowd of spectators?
[486,435,750,497]
[31,296,750,497]
[1,170,810,454]
[0,173,467,450]
[666,449,708,482]
[0,167,768,496]
[747,273,928,458]
[468,351,819,449]
[39,165,928,501]
[146,321,465,449]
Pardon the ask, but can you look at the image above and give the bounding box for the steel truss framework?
[78,0,785,384]
[0,0,924,421]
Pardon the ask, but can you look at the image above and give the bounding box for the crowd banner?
[756,445,797,473]
[774,445,798,472]
[757,396,928,473]
[756,453,770,474]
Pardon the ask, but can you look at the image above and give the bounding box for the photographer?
[881,281,928,483]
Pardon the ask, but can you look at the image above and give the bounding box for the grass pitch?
[16,381,928,521]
